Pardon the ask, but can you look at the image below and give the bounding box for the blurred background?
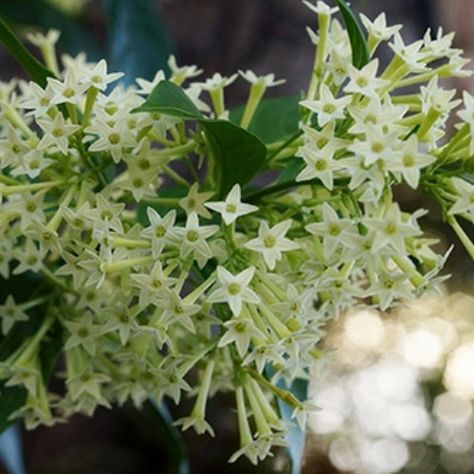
[0,0,474,473]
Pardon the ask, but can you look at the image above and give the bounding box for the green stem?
[163,165,191,188]
[240,83,266,129]
[267,130,304,163]
[448,216,474,259]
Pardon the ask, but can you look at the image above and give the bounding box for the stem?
[267,130,304,163]
[101,256,154,273]
[235,385,253,447]
[245,368,300,409]
[209,88,225,117]
[307,12,330,101]
[193,359,215,418]
[47,185,77,231]
[391,254,425,287]
[2,180,63,196]
[0,174,19,185]
[163,165,191,188]
[448,216,474,259]
[240,83,266,129]
[82,87,99,128]
[111,237,151,249]
[41,266,73,293]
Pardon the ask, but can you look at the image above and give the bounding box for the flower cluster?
[0,1,473,464]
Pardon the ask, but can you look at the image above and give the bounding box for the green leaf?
[132,80,203,119]
[199,119,267,197]
[134,80,267,196]
[0,16,54,86]
[277,158,303,184]
[0,275,63,435]
[336,0,369,69]
[230,96,301,144]
[101,0,173,84]
[0,386,27,435]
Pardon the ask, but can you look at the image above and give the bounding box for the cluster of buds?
[0,1,473,464]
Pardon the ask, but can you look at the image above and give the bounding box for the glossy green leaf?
[277,158,303,184]
[230,96,301,144]
[132,80,203,119]
[0,16,54,86]
[0,387,27,435]
[134,80,267,197]
[0,276,63,435]
[336,0,369,69]
[101,0,173,85]
[199,119,267,197]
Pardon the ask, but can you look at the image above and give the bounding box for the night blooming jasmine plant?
[0,0,473,466]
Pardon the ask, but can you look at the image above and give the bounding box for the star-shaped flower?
[244,219,300,270]
[207,266,260,316]
[205,184,258,225]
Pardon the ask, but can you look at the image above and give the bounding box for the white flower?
[20,82,55,118]
[179,183,214,219]
[364,203,422,255]
[218,317,265,357]
[200,72,238,91]
[303,1,338,16]
[131,261,177,308]
[37,113,80,154]
[208,266,260,316]
[348,95,408,135]
[170,212,219,266]
[244,219,300,270]
[26,29,60,48]
[85,118,137,163]
[388,135,435,188]
[301,122,347,151]
[457,91,474,155]
[79,59,124,91]
[205,184,258,225]
[448,177,474,217]
[389,33,427,71]
[0,295,29,335]
[13,239,45,275]
[365,269,413,310]
[344,59,389,99]
[141,208,177,257]
[305,203,356,258]
[48,69,88,105]
[168,55,202,85]
[295,143,344,189]
[360,12,401,43]
[0,125,29,168]
[348,124,398,167]
[135,70,166,95]
[300,84,351,126]
[419,76,459,115]
[238,70,285,88]
[11,150,53,179]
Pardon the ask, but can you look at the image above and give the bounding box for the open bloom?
[208,266,260,316]
[245,220,300,270]
[205,184,258,225]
